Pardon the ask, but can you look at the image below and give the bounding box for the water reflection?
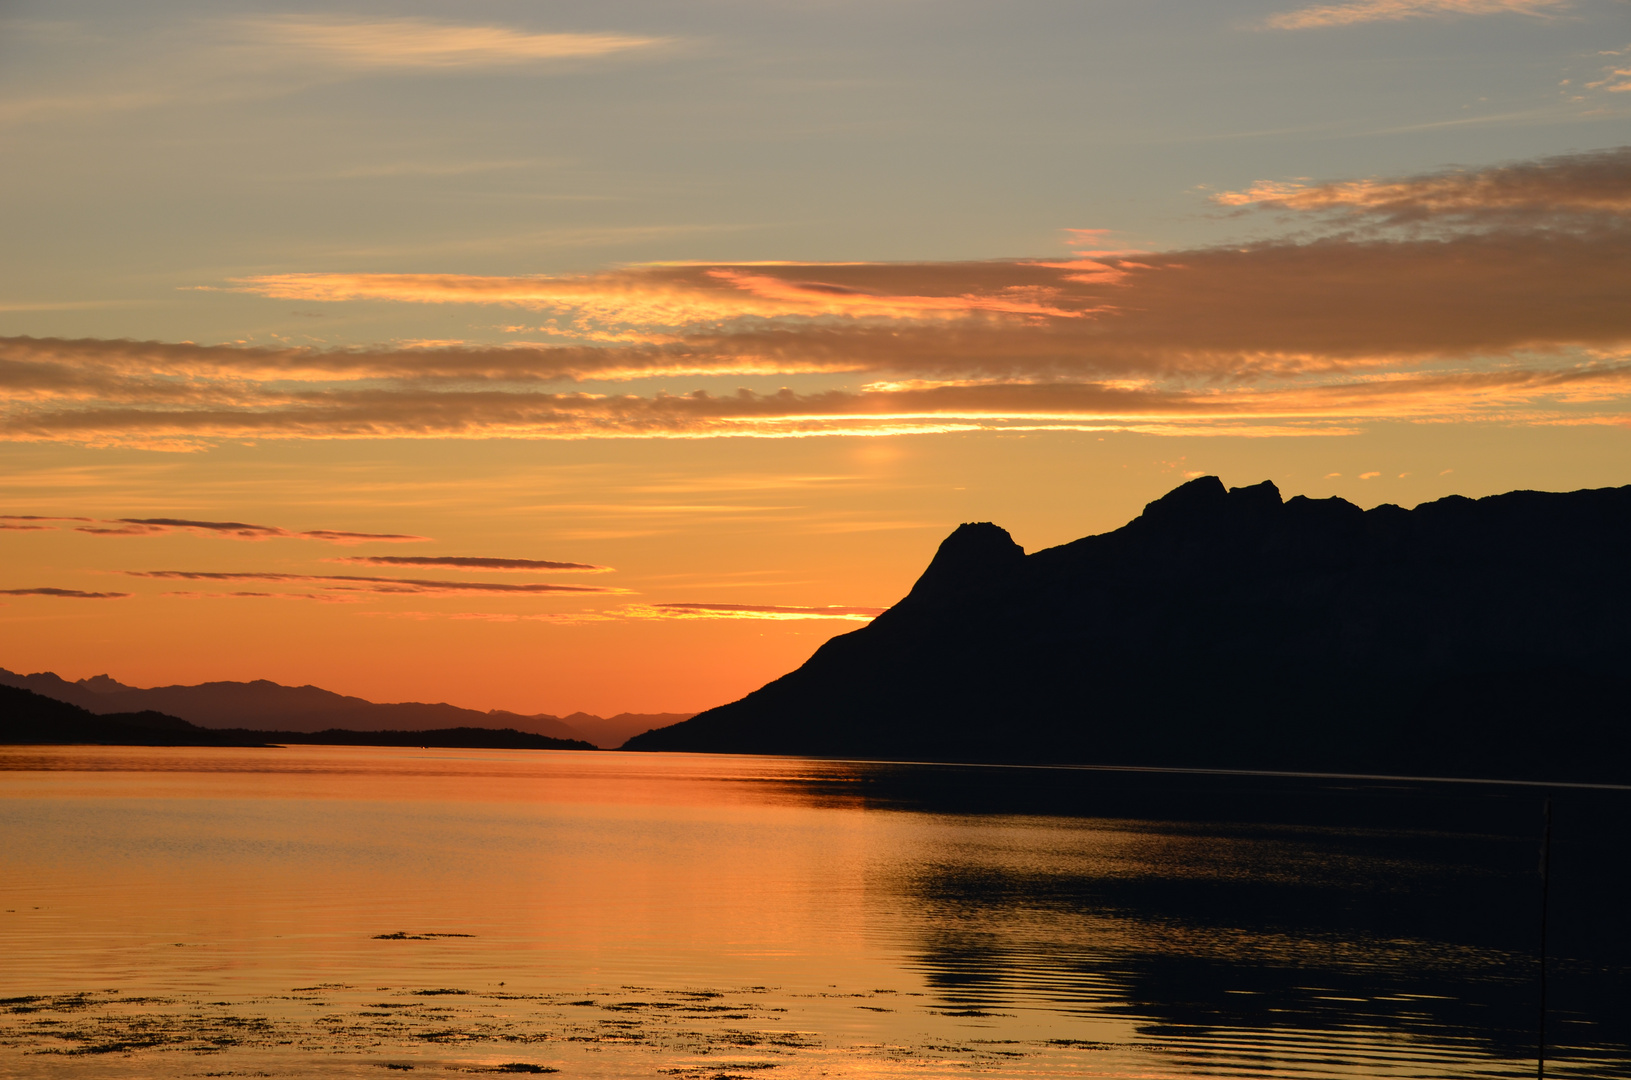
[853,768,1631,1075]
[0,745,1625,1079]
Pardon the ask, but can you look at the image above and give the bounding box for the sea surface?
[1,745,1627,1079]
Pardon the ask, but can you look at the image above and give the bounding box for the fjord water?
[1,747,1626,1079]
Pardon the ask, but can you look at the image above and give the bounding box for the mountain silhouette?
[625,477,1631,783]
[0,684,266,746]
[0,684,600,750]
[0,668,688,747]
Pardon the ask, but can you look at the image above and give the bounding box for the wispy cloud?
[359,610,616,623]
[3,148,1627,444]
[0,17,667,131]
[362,602,878,622]
[1587,45,1631,94]
[161,590,361,603]
[230,263,1093,324]
[627,602,884,621]
[0,512,429,543]
[126,570,621,596]
[3,513,91,530]
[331,555,611,572]
[1267,0,1568,30]
[0,587,130,599]
[72,517,429,543]
[1212,146,1631,222]
[246,17,664,70]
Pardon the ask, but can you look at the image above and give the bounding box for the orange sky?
[2,1,1628,714]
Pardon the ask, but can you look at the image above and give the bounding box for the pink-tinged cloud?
[629,602,885,621]
[126,570,620,595]
[0,587,130,598]
[1267,0,1567,30]
[331,555,611,572]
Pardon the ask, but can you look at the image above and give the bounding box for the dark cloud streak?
[126,570,617,594]
[333,555,611,572]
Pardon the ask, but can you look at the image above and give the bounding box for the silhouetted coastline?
[0,670,683,747]
[628,477,1631,783]
[0,684,598,750]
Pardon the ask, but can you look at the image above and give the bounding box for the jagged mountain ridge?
[0,669,688,748]
[626,477,1631,782]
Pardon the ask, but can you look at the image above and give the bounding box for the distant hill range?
[0,669,688,749]
[0,684,597,751]
[628,477,1631,783]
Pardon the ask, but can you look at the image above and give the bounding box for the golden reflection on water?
[0,745,1597,1078]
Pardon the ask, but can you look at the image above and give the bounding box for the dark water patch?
[374,932,476,940]
[886,773,1631,1075]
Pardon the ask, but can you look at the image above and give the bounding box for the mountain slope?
[625,477,1631,782]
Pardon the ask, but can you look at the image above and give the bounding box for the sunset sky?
[3,0,1628,715]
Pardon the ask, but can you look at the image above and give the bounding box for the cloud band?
[3,148,1626,445]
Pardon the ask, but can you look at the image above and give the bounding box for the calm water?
[1,746,1627,1079]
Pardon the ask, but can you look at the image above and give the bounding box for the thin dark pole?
[1537,795,1552,1080]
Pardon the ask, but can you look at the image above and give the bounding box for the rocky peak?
[900,521,1025,607]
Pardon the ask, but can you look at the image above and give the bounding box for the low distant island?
[0,669,689,749]
[628,477,1631,784]
[0,684,601,751]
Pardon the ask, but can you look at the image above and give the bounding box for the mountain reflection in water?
[0,746,1625,1079]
